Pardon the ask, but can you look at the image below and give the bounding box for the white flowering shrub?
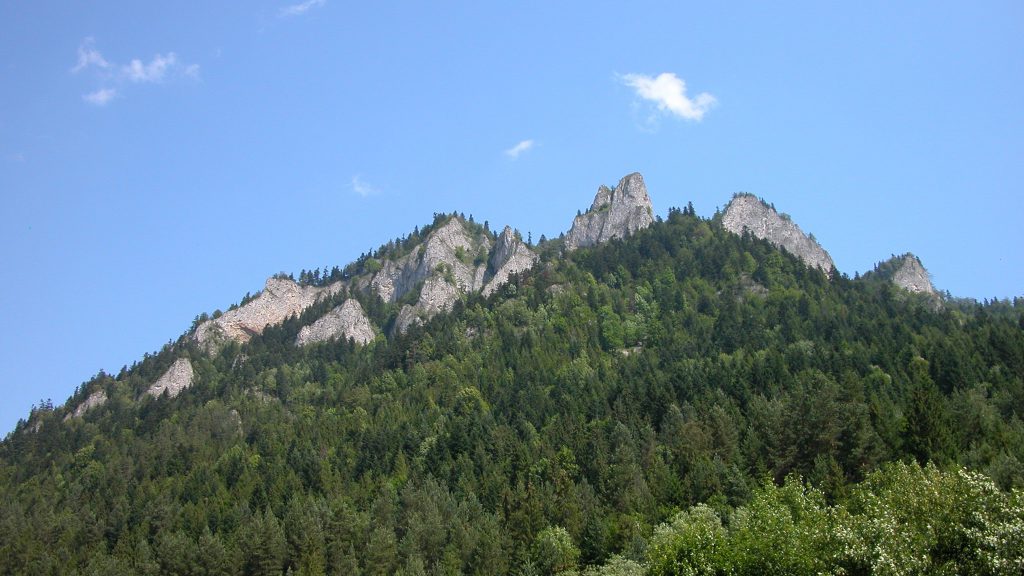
[636,462,1024,575]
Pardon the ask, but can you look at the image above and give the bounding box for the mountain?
[565,172,654,250]
[866,252,937,296]
[721,193,834,274]
[3,173,1023,575]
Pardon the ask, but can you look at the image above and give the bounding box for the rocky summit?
[870,252,937,296]
[888,253,936,295]
[721,193,834,274]
[482,226,539,297]
[565,172,654,250]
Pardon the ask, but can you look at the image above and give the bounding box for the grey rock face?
[889,254,936,295]
[482,226,539,297]
[65,389,108,420]
[296,299,375,346]
[369,217,493,334]
[371,218,491,304]
[394,275,462,333]
[195,277,341,350]
[878,253,937,295]
[565,173,654,250]
[146,358,194,399]
[721,194,834,274]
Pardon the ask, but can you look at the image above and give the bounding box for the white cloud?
[620,72,716,121]
[82,88,118,106]
[123,53,179,83]
[72,38,109,73]
[71,39,199,105]
[351,175,379,197]
[504,139,535,159]
[280,0,326,17]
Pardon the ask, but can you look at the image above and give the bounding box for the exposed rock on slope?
[195,278,341,349]
[369,217,493,333]
[565,173,654,250]
[371,218,491,304]
[870,253,937,295]
[296,299,375,346]
[145,358,194,399]
[394,276,463,333]
[65,389,107,420]
[482,226,538,297]
[721,194,834,274]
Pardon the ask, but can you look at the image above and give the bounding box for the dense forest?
[2,207,1023,574]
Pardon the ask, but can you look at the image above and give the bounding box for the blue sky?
[1,1,1022,433]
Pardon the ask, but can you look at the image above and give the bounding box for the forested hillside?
[2,206,1023,575]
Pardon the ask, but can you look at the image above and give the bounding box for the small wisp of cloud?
[280,0,326,17]
[351,175,380,198]
[620,72,715,122]
[505,139,535,159]
[72,38,199,105]
[82,88,118,106]
[124,53,182,83]
[72,38,110,73]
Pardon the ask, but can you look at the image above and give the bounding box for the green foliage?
[2,207,1023,574]
[534,526,581,574]
[641,463,1024,575]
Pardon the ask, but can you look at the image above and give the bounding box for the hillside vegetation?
[2,206,1023,575]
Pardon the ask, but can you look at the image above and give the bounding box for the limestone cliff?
[394,276,463,333]
[721,194,834,274]
[565,173,654,250]
[371,218,491,304]
[145,358,194,399]
[296,299,376,346]
[65,389,107,420]
[870,253,937,295]
[482,226,538,297]
[370,217,492,333]
[195,277,341,349]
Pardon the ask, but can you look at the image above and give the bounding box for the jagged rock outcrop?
[145,358,194,399]
[870,253,937,295]
[195,277,341,349]
[65,389,107,420]
[482,226,538,297]
[296,299,375,346]
[565,173,654,250]
[371,218,491,304]
[721,194,834,274]
[394,276,462,333]
[369,217,493,334]
[888,253,936,295]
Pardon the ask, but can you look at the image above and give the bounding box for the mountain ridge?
[5,171,1023,575]
[54,173,947,420]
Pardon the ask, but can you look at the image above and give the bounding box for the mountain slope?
[2,176,1023,575]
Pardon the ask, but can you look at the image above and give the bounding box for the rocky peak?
[565,172,654,250]
[194,277,341,350]
[296,299,376,346]
[482,226,538,297]
[371,216,491,304]
[872,253,937,295]
[721,194,834,275]
[371,216,492,333]
[145,358,194,399]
